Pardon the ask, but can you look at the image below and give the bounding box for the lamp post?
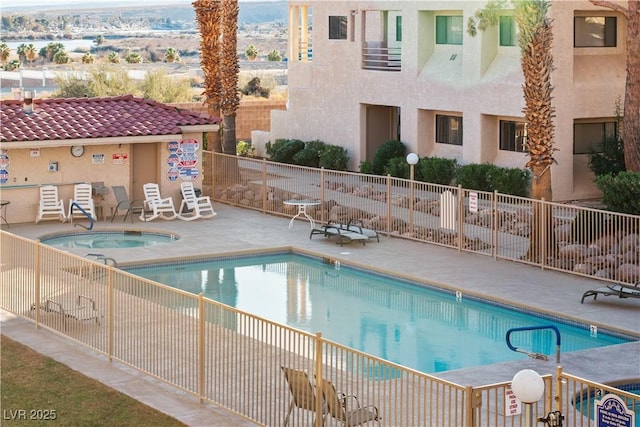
[406,153,419,236]
[511,369,545,427]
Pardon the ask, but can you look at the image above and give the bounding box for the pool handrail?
[506,325,561,364]
[70,201,94,230]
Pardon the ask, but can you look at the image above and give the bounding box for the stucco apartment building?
[255,0,628,202]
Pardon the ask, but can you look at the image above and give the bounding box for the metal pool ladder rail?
[506,325,561,363]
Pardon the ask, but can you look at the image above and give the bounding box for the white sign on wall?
[92,154,105,164]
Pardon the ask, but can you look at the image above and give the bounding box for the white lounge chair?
[68,183,96,222]
[178,182,216,221]
[140,183,177,221]
[36,185,66,224]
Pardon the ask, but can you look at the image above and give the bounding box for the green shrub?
[236,140,255,157]
[490,167,530,197]
[372,140,406,175]
[293,140,326,167]
[265,138,305,163]
[416,157,457,185]
[596,171,640,215]
[319,145,349,171]
[359,160,373,174]
[455,163,498,192]
[384,156,410,178]
[588,136,626,177]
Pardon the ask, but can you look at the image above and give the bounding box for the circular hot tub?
[40,230,180,249]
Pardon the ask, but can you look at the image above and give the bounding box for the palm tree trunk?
[220,0,240,156]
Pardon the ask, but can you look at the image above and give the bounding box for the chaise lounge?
[310,222,369,246]
[580,281,640,303]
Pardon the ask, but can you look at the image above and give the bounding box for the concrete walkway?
[2,204,639,425]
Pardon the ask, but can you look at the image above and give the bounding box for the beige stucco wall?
[271,0,627,201]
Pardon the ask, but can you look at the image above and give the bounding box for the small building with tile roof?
[0,95,220,223]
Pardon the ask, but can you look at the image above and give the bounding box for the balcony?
[362,43,402,72]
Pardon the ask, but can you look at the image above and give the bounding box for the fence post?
[386,175,392,234]
[465,385,475,427]
[321,168,326,224]
[458,185,464,252]
[493,191,498,259]
[262,158,267,214]
[541,198,547,270]
[315,332,323,427]
[555,365,563,413]
[108,266,113,362]
[34,241,41,328]
[198,293,205,403]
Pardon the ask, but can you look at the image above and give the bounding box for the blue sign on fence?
[596,394,634,427]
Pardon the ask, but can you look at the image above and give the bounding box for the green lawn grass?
[1,335,186,426]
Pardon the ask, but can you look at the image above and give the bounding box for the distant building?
[257,1,627,201]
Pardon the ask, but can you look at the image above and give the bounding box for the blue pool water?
[127,253,633,374]
[41,231,179,249]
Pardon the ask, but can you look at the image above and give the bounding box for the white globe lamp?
[512,369,545,427]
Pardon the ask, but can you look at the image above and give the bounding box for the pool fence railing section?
[203,151,640,289]
[1,231,638,426]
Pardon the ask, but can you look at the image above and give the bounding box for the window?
[436,16,463,45]
[574,121,618,154]
[436,115,463,145]
[396,16,402,42]
[329,16,347,40]
[500,121,527,152]
[574,16,616,47]
[499,16,517,46]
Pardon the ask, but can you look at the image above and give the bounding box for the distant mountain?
[2,1,288,26]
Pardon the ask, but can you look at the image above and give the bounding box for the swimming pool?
[126,252,634,374]
[41,230,179,249]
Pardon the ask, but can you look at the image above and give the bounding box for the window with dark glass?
[396,16,402,42]
[329,16,348,40]
[574,16,616,47]
[500,120,527,152]
[574,121,618,154]
[435,16,463,45]
[436,115,463,145]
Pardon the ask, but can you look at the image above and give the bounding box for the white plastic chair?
[36,185,66,224]
[141,183,177,221]
[68,183,96,222]
[178,182,216,221]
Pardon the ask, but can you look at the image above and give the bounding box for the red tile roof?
[0,95,220,143]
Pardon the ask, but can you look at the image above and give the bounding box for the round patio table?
[283,199,320,229]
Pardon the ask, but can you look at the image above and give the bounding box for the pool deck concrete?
[2,204,639,426]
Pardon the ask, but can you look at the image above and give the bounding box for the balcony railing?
[362,44,402,72]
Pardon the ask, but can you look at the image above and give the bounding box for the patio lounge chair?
[320,378,381,426]
[341,219,380,242]
[140,183,178,221]
[178,182,217,221]
[110,185,145,223]
[580,281,640,303]
[281,366,324,426]
[31,295,101,331]
[35,185,66,224]
[310,222,369,246]
[68,183,96,222]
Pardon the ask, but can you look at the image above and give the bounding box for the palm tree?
[23,43,39,66]
[108,52,120,64]
[219,0,240,155]
[267,49,282,62]
[0,43,11,66]
[125,52,143,64]
[589,1,640,172]
[82,52,95,64]
[194,0,223,152]
[245,44,258,60]
[468,0,555,262]
[164,47,181,63]
[53,50,70,64]
[16,43,27,63]
[94,35,105,46]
